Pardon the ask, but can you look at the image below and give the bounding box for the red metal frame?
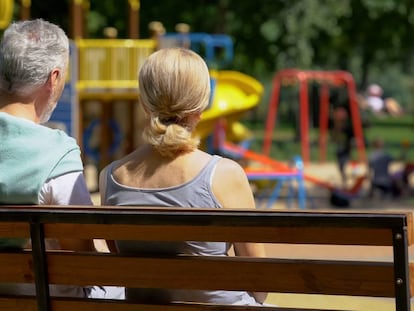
[264,69,366,163]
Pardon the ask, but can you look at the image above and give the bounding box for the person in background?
[368,138,396,198]
[0,18,95,297]
[364,84,403,117]
[330,106,354,187]
[175,22,191,48]
[365,84,386,115]
[148,20,166,50]
[103,26,118,39]
[100,48,267,306]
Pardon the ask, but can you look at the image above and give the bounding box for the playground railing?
[75,39,156,90]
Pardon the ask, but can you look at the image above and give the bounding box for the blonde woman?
[99,48,267,305]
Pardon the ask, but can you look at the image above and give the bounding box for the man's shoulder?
[40,125,80,149]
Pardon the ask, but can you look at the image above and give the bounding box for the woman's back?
[99,47,266,305]
[102,150,258,305]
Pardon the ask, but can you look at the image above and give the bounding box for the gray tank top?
[103,155,258,305]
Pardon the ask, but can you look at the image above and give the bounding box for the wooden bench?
[0,205,412,310]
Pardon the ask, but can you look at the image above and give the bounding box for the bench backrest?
[0,205,412,311]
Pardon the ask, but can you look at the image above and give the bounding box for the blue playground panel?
[162,33,234,67]
[48,42,77,137]
[49,84,73,134]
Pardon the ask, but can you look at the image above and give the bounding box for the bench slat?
[44,224,394,245]
[0,296,37,311]
[0,206,409,228]
[45,253,396,297]
[49,298,334,311]
[0,223,29,238]
[0,296,333,311]
[0,253,34,283]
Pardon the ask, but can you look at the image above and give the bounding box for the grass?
[243,114,414,162]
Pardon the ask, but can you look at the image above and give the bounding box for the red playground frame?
[263,69,367,163]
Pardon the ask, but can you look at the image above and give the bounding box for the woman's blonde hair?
[138,48,211,157]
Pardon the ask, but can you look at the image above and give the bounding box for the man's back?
[0,18,93,255]
[0,112,84,204]
[369,150,393,185]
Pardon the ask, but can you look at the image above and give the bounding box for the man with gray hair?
[0,19,94,297]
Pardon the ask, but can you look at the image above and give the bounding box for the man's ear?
[48,68,61,89]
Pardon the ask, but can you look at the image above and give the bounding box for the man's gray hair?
[0,19,69,96]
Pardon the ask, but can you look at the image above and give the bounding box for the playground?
[1,0,409,211]
[71,35,414,210]
[2,1,414,310]
[16,0,409,212]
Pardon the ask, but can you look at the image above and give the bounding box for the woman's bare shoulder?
[215,157,246,178]
[212,157,255,209]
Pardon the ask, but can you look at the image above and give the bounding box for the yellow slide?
[195,70,264,141]
[0,0,13,29]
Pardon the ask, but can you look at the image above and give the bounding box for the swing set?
[263,68,367,164]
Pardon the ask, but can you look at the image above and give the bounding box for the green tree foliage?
[336,0,414,88]
[22,0,414,107]
[138,0,414,92]
[86,0,129,37]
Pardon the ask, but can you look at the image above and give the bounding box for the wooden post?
[82,0,89,38]
[71,0,84,39]
[128,0,140,38]
[20,0,31,20]
[100,100,113,170]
